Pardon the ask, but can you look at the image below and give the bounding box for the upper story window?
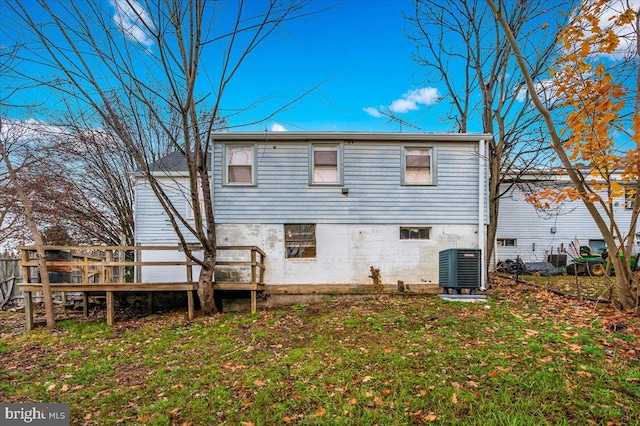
[225,144,256,185]
[311,144,342,185]
[402,147,433,185]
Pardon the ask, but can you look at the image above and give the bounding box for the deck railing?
[18,245,266,330]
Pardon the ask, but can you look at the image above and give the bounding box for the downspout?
[478,139,487,291]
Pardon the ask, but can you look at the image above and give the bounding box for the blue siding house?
[134,132,491,291]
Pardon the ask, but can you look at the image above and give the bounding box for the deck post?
[82,292,89,317]
[250,290,257,314]
[187,290,194,320]
[24,291,34,331]
[106,291,115,325]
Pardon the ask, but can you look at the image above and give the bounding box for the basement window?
[285,224,316,258]
[400,227,431,240]
[497,238,517,247]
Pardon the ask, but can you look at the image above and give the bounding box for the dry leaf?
[283,416,293,423]
[170,408,180,418]
[383,347,392,353]
[419,389,427,396]
[84,413,92,420]
[382,389,392,395]
[451,381,463,389]
[576,371,592,378]
[253,379,266,387]
[362,375,373,383]
[240,422,255,426]
[312,407,326,418]
[47,383,56,392]
[374,396,384,405]
[348,398,358,406]
[451,393,459,404]
[425,413,439,422]
[625,377,640,383]
[60,384,69,392]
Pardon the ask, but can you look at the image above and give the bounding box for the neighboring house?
[133,132,491,291]
[495,172,638,265]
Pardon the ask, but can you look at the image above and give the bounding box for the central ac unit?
[438,248,481,294]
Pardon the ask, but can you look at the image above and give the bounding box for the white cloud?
[516,78,557,103]
[363,107,383,118]
[389,98,419,113]
[364,87,441,117]
[270,123,287,131]
[110,0,155,49]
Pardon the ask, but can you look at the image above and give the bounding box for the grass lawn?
[1,277,639,425]
[516,274,613,300]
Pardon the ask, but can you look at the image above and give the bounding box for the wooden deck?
[18,245,266,331]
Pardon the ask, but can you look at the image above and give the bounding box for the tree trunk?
[197,251,217,314]
[610,254,637,309]
[0,142,56,328]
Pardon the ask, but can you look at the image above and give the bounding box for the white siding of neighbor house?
[134,137,487,285]
[495,184,638,264]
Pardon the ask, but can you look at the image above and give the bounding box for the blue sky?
[225,0,447,133]
[1,0,454,133]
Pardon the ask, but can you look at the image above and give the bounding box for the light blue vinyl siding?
[135,179,201,244]
[212,141,479,224]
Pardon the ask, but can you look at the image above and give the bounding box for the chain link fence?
[492,244,615,300]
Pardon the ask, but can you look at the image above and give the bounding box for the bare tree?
[0,118,62,328]
[406,0,572,270]
[2,0,314,313]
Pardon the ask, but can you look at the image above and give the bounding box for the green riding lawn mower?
[566,245,640,276]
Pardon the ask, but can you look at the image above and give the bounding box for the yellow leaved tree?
[488,0,639,309]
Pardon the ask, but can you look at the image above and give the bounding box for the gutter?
[479,139,487,291]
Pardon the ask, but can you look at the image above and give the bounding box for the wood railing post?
[250,249,256,285]
[105,250,113,283]
[20,249,30,286]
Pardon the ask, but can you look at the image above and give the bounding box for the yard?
[1,277,639,425]
[511,272,632,302]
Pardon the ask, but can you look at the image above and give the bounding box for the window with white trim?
[311,144,341,185]
[284,224,316,258]
[497,238,517,247]
[400,227,431,240]
[225,144,255,185]
[403,147,432,185]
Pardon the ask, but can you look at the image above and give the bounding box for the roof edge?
[210,131,493,142]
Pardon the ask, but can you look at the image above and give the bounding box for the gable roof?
[147,151,211,172]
